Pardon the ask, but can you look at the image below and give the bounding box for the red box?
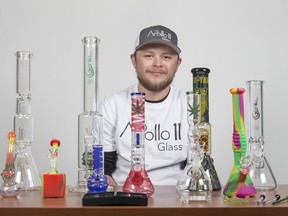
[42,173,66,198]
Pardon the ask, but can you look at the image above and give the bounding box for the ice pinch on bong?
[122,92,155,197]
[223,88,256,198]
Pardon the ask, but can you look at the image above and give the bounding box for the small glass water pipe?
[0,132,21,197]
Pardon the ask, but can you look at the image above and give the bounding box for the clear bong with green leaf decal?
[69,37,108,192]
[176,92,212,203]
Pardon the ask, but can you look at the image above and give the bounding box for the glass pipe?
[223,88,256,198]
[122,92,155,197]
[246,80,277,190]
[0,132,21,198]
[191,67,221,191]
[69,37,104,192]
[13,51,41,191]
[176,92,212,203]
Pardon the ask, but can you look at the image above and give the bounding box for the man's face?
[131,44,182,92]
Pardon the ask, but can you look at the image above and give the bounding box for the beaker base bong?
[249,156,277,190]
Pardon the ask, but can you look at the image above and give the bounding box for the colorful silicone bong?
[0,132,21,198]
[246,80,277,190]
[122,92,155,197]
[176,92,212,202]
[223,88,256,198]
[191,68,221,191]
[14,51,41,191]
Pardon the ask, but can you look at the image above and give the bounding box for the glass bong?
[176,92,212,202]
[13,51,41,191]
[191,68,221,191]
[69,37,107,192]
[245,80,277,190]
[0,132,21,197]
[86,116,108,193]
[122,92,155,197]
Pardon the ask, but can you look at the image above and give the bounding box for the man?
[99,25,188,186]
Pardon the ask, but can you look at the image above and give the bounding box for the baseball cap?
[134,25,181,54]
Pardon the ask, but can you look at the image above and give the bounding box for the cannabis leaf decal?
[132,98,145,116]
[187,99,200,119]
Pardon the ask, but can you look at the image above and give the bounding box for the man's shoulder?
[170,85,187,98]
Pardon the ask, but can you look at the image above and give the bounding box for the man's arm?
[104,151,118,187]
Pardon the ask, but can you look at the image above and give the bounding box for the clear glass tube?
[122,92,154,197]
[246,80,277,190]
[69,37,104,192]
[176,92,212,203]
[191,67,221,191]
[13,51,41,191]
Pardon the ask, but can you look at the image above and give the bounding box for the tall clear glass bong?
[191,68,221,191]
[69,37,108,192]
[13,51,41,191]
[246,80,277,190]
[176,92,212,202]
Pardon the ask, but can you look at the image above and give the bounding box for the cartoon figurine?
[49,139,60,174]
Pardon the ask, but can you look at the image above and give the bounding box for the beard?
[136,71,175,92]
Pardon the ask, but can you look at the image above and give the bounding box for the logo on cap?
[147,30,172,42]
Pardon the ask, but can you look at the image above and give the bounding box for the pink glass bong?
[122,92,155,197]
[0,132,21,197]
[223,88,256,200]
[13,51,41,191]
[176,92,212,202]
[246,80,277,190]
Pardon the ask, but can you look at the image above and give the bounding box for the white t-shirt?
[99,84,188,185]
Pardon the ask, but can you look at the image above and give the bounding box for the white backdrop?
[0,0,288,187]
